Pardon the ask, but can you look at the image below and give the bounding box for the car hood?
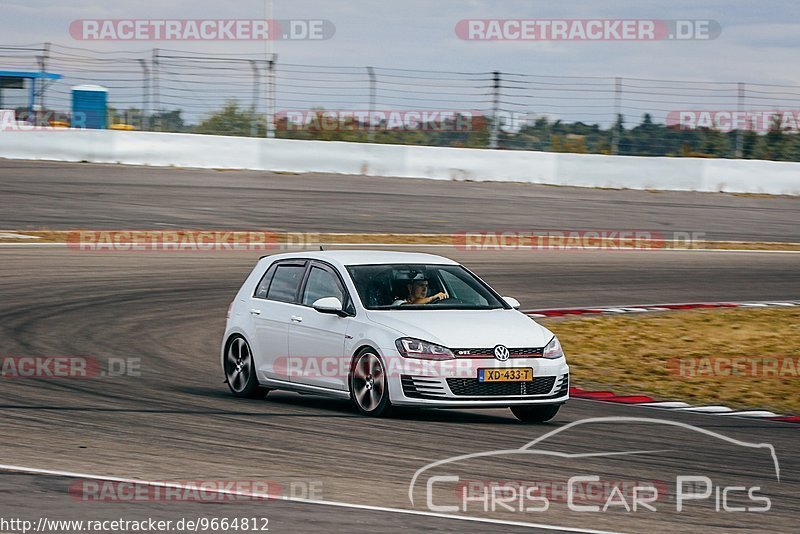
[365,309,552,348]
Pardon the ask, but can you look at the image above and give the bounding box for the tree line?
[99,102,800,162]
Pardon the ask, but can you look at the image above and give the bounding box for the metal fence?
[2,43,800,159]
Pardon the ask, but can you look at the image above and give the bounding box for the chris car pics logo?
[409,417,778,515]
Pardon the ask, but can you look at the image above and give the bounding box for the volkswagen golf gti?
[221,251,569,422]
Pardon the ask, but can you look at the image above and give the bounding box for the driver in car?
[393,273,448,305]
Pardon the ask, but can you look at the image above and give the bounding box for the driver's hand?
[433,291,448,301]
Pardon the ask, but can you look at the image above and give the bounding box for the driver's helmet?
[410,272,428,283]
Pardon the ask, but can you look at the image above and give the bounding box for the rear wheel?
[224,336,268,398]
[510,404,560,423]
[350,349,392,417]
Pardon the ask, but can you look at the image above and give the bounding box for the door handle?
[250,309,261,316]
[290,315,303,323]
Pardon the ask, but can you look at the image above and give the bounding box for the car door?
[288,262,354,391]
[250,260,308,382]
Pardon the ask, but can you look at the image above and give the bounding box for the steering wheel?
[429,296,462,305]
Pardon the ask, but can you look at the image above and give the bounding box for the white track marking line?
[1,242,800,253]
[0,464,620,534]
[0,242,65,247]
[523,300,800,316]
[572,397,798,424]
[591,400,793,422]
[716,411,779,418]
[635,402,691,409]
[0,233,40,239]
[675,406,734,413]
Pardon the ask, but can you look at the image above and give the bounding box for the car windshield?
[346,264,506,310]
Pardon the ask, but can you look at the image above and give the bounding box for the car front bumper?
[383,351,570,407]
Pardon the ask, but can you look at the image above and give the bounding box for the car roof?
[260,250,460,266]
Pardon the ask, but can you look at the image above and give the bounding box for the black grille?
[556,373,569,395]
[447,376,556,397]
[401,376,446,399]
[452,347,544,358]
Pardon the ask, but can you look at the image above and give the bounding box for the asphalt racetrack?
[0,160,798,533]
[0,159,798,242]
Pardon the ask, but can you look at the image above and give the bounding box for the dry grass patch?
[541,308,800,413]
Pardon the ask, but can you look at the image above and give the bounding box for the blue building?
[0,70,62,112]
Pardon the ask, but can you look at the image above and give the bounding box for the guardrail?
[0,129,797,195]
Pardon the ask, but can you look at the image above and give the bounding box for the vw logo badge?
[493,345,510,361]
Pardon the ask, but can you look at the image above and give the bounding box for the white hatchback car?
[221,251,569,422]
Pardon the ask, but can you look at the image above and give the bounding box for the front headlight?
[395,337,455,360]
[543,335,564,359]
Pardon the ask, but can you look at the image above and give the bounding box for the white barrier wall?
[0,128,797,195]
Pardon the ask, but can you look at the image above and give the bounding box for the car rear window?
[267,264,306,303]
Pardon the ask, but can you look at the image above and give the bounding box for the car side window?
[303,266,345,306]
[254,264,277,299]
[266,264,306,303]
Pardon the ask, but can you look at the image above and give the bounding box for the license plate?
[478,368,533,382]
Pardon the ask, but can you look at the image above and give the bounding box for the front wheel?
[350,350,392,417]
[510,404,560,423]
[224,336,268,399]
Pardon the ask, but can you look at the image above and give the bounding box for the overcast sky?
[4,0,799,84]
[3,0,798,127]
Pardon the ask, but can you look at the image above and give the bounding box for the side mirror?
[312,296,346,316]
[503,296,521,310]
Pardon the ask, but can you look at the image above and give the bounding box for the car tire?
[224,336,269,399]
[510,404,560,423]
[350,348,392,417]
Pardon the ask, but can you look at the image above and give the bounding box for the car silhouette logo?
[493,345,510,361]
